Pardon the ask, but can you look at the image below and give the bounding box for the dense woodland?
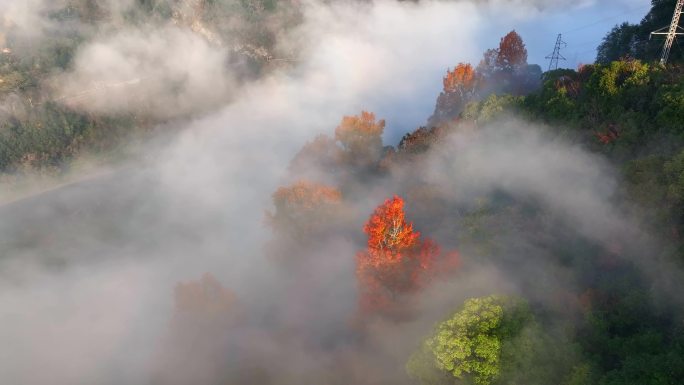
[4,1,684,385]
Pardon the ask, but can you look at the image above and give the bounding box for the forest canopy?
[3,1,684,385]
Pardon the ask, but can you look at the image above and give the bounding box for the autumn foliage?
[595,125,620,144]
[267,180,342,239]
[496,30,528,71]
[289,110,390,174]
[364,196,420,253]
[443,63,477,95]
[334,111,385,167]
[335,111,385,149]
[431,64,480,124]
[174,272,236,320]
[430,30,537,124]
[398,126,447,155]
[356,196,459,316]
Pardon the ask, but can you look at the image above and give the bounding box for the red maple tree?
[496,30,528,71]
[356,196,459,316]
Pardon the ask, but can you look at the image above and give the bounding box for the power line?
[572,40,603,48]
[574,47,599,56]
[551,4,650,68]
[563,5,650,35]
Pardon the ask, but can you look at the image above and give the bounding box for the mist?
[1,1,682,385]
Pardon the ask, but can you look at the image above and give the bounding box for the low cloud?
[0,1,680,385]
[52,25,235,118]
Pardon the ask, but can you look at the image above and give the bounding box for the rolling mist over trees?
[0,0,302,176]
[2,1,684,385]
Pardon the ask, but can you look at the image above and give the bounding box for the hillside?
[2,1,684,385]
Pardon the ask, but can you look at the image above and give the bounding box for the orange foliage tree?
[334,111,385,167]
[288,111,386,176]
[356,196,459,316]
[430,63,479,124]
[174,273,236,321]
[443,63,477,96]
[335,111,385,150]
[267,180,342,240]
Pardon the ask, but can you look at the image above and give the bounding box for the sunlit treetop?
[425,295,532,385]
[356,195,439,317]
[364,195,420,254]
[334,110,385,151]
[443,63,476,93]
[496,30,527,71]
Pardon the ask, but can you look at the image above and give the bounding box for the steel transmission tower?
[545,34,567,71]
[651,0,684,65]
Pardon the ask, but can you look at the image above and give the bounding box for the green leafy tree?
[655,77,684,134]
[408,295,581,385]
[596,23,640,65]
[462,94,523,124]
[408,296,531,385]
